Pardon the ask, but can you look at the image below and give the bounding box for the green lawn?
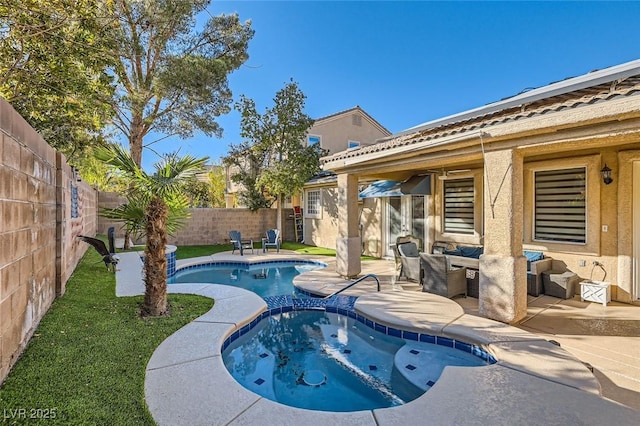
[0,245,212,425]
[175,241,379,260]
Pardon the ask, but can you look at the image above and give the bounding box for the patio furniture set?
[394,236,594,302]
[229,229,281,256]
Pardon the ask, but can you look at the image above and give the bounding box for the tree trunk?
[143,197,168,316]
[276,193,283,237]
[130,113,144,167]
[123,229,131,250]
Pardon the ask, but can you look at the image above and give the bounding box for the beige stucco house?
[225,106,390,208]
[305,105,391,155]
[307,59,640,324]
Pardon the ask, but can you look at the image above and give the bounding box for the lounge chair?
[420,253,467,298]
[77,235,119,272]
[397,241,421,282]
[262,229,281,253]
[229,230,254,255]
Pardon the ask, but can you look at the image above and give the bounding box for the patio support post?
[479,149,527,323]
[336,173,361,278]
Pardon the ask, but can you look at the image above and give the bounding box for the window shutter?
[534,168,586,243]
[443,178,474,235]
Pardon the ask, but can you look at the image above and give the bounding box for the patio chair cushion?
[398,241,419,257]
[397,242,421,282]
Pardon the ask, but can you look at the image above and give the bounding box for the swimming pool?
[222,309,493,412]
[167,261,325,298]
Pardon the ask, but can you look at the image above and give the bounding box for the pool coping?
[115,253,640,425]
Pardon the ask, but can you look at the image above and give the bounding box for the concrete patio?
[116,250,640,424]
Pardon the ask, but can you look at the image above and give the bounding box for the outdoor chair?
[420,253,467,298]
[262,229,281,253]
[77,235,119,272]
[229,230,254,255]
[396,241,421,282]
[393,235,422,280]
[107,226,116,254]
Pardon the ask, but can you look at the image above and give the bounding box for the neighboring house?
[308,59,640,324]
[225,106,390,208]
[305,105,391,155]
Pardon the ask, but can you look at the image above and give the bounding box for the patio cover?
[401,174,431,195]
[359,175,431,198]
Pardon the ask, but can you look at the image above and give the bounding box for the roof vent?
[352,114,362,126]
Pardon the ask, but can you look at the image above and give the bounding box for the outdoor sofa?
[432,242,552,297]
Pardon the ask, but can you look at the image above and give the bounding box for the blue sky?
[140,1,640,171]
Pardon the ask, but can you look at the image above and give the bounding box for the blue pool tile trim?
[420,334,436,344]
[221,294,497,370]
[166,250,176,277]
[169,259,327,279]
[404,331,419,341]
[388,327,402,338]
[437,336,454,348]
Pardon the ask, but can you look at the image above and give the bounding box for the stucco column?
[479,149,527,323]
[336,173,361,278]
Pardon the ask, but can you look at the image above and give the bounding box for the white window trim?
[347,140,360,150]
[305,189,322,219]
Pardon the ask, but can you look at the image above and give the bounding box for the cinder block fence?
[0,99,297,384]
[0,99,96,382]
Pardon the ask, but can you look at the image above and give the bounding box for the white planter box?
[580,280,611,306]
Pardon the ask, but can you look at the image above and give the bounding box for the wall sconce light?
[600,163,613,185]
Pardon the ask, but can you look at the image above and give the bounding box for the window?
[306,189,322,219]
[443,178,474,235]
[347,140,360,149]
[307,135,321,147]
[534,167,586,243]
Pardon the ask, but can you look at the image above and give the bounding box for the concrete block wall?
[96,191,126,236]
[167,208,277,246]
[96,195,297,246]
[0,99,96,384]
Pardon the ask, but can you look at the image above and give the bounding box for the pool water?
[223,310,490,412]
[167,262,323,298]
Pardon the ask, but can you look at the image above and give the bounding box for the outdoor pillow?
[459,246,483,259]
[524,250,545,271]
[524,251,544,263]
[443,248,462,256]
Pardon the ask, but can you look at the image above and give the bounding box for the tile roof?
[322,60,640,164]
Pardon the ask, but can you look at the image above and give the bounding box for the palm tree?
[96,145,208,316]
